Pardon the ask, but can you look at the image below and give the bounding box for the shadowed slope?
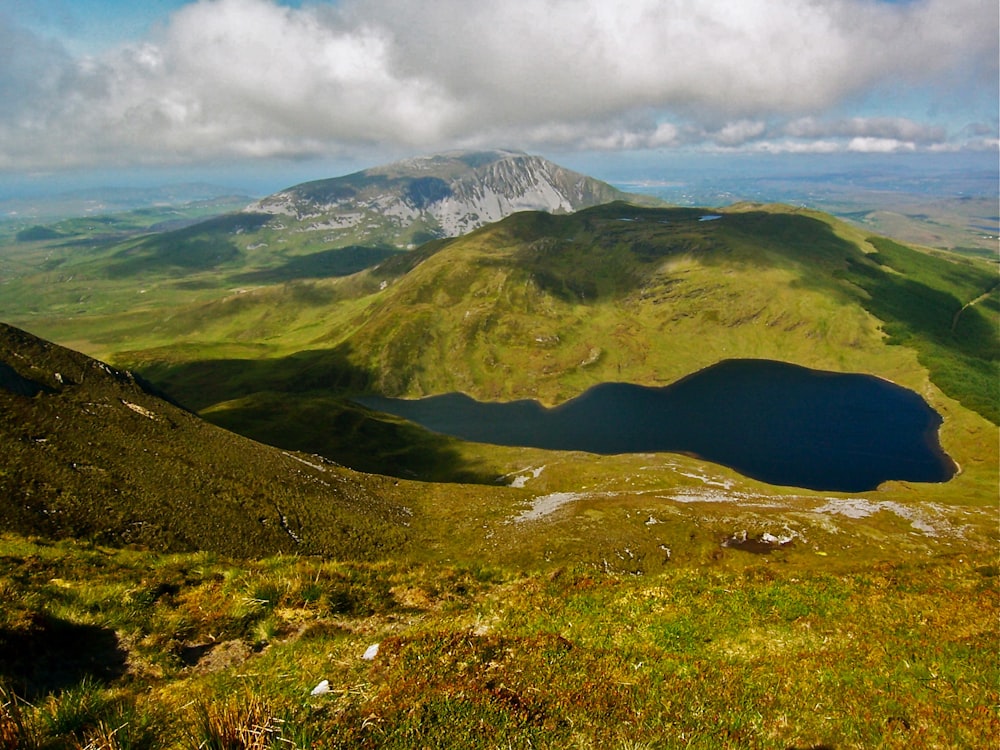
[0,323,409,558]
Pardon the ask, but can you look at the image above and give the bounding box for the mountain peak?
[386,149,530,172]
[249,150,636,246]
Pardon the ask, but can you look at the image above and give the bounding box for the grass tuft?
[186,691,288,750]
[0,685,35,750]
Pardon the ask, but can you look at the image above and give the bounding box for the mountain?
[247,149,641,248]
[0,152,648,297]
[0,322,410,557]
[341,204,998,412]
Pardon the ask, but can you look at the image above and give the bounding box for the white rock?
[362,643,380,661]
[310,679,330,695]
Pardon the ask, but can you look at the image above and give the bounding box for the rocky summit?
[247,150,636,247]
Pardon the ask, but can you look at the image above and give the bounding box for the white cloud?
[712,120,768,147]
[498,119,684,151]
[0,0,996,171]
[756,140,844,155]
[847,137,917,153]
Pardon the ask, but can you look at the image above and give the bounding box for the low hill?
[0,322,409,558]
[345,204,997,414]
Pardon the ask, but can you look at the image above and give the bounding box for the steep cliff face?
[249,150,633,245]
[429,153,620,235]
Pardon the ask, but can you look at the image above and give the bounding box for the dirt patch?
[183,639,254,673]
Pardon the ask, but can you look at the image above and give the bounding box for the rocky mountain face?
[248,150,635,247]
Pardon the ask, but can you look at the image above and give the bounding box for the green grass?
[838,236,999,423]
[1,534,996,749]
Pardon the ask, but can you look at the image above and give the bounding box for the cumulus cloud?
[0,0,996,170]
[712,121,769,147]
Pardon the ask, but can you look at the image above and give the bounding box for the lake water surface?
[359,359,955,492]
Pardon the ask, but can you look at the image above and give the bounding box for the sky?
[1,0,997,195]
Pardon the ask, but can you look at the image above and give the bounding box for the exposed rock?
[249,150,639,245]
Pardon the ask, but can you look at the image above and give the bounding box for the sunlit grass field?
[1,534,996,749]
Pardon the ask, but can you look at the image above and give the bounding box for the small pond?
[358,359,955,492]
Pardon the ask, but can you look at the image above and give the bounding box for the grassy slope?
[0,323,411,559]
[328,206,894,399]
[334,204,996,408]
[1,534,996,749]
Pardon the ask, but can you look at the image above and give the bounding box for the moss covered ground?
[1,530,996,749]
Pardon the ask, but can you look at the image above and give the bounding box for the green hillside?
[111,205,990,404]
[90,203,992,490]
[342,203,996,414]
[0,323,410,559]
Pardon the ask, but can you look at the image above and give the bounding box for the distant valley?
[613,153,999,255]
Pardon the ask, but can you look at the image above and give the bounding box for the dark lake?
[358,359,955,492]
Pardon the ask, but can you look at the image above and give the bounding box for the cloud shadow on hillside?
[234,245,406,283]
[136,344,499,484]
